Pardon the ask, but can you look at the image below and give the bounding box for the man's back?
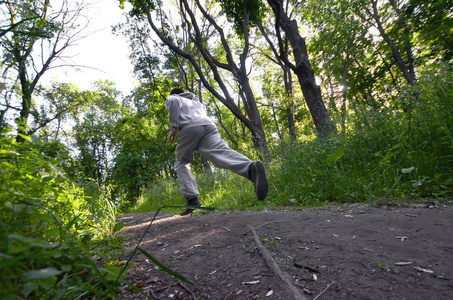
[166,92,214,130]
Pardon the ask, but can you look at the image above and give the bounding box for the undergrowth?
[0,131,127,299]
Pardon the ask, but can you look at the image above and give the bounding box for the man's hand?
[168,126,179,143]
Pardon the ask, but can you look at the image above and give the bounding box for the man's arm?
[168,126,179,143]
[165,96,181,128]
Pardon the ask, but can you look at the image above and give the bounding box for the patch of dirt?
[116,202,453,299]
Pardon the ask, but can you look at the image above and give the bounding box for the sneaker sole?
[180,204,201,216]
[254,161,268,201]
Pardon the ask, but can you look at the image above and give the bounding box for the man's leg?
[174,126,205,215]
[197,126,252,177]
[198,125,268,200]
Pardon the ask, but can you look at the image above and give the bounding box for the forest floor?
[116,201,453,300]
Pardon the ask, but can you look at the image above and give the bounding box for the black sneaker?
[250,161,268,201]
[180,197,202,216]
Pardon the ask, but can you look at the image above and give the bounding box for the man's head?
[170,87,184,95]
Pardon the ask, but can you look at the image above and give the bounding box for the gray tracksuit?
[166,92,253,200]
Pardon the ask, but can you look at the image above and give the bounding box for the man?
[166,87,268,216]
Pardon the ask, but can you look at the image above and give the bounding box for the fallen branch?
[247,225,308,300]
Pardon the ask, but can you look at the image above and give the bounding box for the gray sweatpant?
[174,125,253,199]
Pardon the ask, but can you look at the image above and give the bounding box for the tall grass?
[129,169,270,213]
[266,65,452,205]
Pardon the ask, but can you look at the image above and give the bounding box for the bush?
[0,132,125,299]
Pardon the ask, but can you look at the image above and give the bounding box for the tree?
[0,0,89,142]
[120,0,271,159]
[265,0,336,137]
[111,82,178,208]
[70,81,126,183]
[301,0,370,131]
[29,82,91,140]
[362,0,418,87]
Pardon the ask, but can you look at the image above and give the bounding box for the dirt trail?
[117,202,453,299]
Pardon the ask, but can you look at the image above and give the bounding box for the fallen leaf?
[243,280,260,285]
[303,288,313,295]
[414,266,434,274]
[266,290,273,297]
[395,262,413,266]
[147,276,159,283]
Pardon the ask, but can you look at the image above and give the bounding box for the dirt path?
[117,202,453,299]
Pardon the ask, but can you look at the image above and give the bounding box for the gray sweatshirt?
[165,92,214,130]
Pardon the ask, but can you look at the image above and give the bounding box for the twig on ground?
[148,288,157,299]
[294,262,320,273]
[178,281,197,300]
[247,225,308,300]
[313,282,333,300]
[255,220,278,229]
[153,283,178,293]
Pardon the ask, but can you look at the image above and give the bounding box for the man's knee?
[174,161,191,172]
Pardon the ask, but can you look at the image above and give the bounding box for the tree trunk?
[283,65,296,140]
[267,0,336,138]
[16,57,32,143]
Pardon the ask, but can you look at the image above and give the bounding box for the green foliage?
[219,0,266,35]
[270,65,452,204]
[0,132,125,298]
[403,0,453,61]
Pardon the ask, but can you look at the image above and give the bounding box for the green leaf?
[4,202,26,213]
[16,133,31,141]
[23,267,62,280]
[42,176,53,182]
[326,147,345,166]
[101,264,122,281]
[113,222,125,233]
[401,167,415,174]
[22,282,38,298]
